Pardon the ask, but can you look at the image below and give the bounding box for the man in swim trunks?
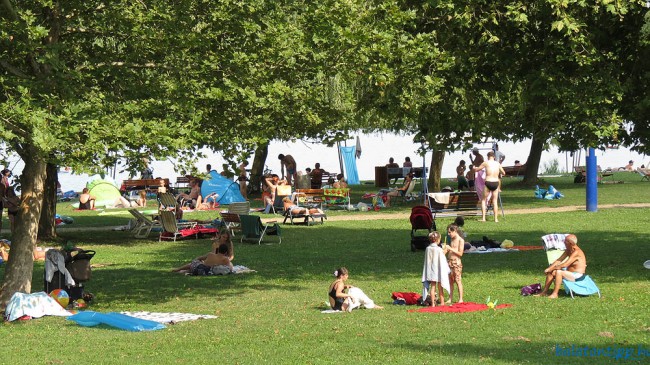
[472,151,506,222]
[278,154,297,186]
[539,234,587,298]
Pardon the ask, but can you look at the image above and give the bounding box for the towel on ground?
[427,192,450,204]
[421,244,451,294]
[5,292,72,321]
[541,234,568,251]
[120,311,217,324]
[408,302,512,313]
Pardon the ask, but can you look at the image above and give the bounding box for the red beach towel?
[408,302,512,313]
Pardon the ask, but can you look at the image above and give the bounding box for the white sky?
[4,133,648,192]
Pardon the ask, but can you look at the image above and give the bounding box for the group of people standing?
[456,144,506,222]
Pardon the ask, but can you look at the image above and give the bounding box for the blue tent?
[201,171,246,205]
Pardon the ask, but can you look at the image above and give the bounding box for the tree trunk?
[0,149,46,311]
[248,141,269,194]
[428,149,445,193]
[38,162,58,241]
[523,134,545,185]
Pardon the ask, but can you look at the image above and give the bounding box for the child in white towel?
[422,231,451,307]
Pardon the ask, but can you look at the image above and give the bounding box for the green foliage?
[542,158,561,175]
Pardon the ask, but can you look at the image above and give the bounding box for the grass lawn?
[1,174,649,364]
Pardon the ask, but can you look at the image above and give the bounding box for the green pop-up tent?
[72,179,121,208]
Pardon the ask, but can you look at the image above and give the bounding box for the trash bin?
[375,166,388,187]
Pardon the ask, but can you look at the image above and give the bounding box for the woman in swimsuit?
[78,188,96,210]
[328,267,353,311]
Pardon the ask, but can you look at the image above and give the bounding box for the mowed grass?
[1,174,649,364]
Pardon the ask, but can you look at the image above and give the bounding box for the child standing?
[444,224,465,303]
[421,232,451,307]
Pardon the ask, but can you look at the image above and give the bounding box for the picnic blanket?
[465,248,519,254]
[5,292,72,322]
[120,311,218,324]
[408,302,512,313]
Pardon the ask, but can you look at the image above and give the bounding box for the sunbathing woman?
[171,243,233,273]
[211,230,234,261]
[282,197,324,216]
[384,172,414,207]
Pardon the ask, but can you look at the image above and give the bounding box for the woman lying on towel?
[211,230,234,261]
[282,197,325,216]
[171,243,233,274]
[328,267,383,312]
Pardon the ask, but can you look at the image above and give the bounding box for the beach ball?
[74,299,87,309]
[49,289,70,308]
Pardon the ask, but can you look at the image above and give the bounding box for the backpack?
[521,283,542,296]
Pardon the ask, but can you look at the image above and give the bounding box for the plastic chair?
[563,275,601,298]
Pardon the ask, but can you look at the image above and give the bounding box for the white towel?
[541,234,568,251]
[428,192,451,204]
[421,244,451,294]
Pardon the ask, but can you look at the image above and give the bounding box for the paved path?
[55,203,650,232]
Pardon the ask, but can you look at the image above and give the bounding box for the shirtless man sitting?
[539,234,586,298]
[472,151,506,222]
[171,243,233,273]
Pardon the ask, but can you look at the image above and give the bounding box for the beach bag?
[521,283,542,296]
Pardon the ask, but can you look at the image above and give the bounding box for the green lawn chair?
[239,214,282,245]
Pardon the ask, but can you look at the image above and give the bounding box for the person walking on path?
[472,151,506,222]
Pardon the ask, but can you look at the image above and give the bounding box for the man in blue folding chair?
[539,234,587,299]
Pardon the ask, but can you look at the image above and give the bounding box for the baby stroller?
[410,206,436,251]
[44,248,95,302]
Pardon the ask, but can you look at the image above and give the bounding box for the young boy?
[421,232,450,307]
[444,224,465,303]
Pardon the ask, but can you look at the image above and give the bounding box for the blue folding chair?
[563,275,601,299]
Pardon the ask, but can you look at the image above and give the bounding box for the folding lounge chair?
[227,201,251,215]
[541,234,601,298]
[239,214,282,244]
[563,275,601,298]
[158,210,198,242]
[128,209,162,239]
[219,212,242,236]
[392,179,416,205]
[637,168,650,182]
[282,196,326,225]
[158,192,178,210]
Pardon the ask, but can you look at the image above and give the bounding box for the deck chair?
[128,209,162,238]
[227,201,251,215]
[282,198,326,225]
[563,275,601,298]
[158,210,198,242]
[239,214,282,244]
[157,192,178,210]
[392,179,416,205]
[541,234,601,298]
[220,212,242,236]
[637,168,650,181]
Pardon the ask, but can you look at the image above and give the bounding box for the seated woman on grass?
[282,197,324,216]
[78,188,96,210]
[328,267,383,312]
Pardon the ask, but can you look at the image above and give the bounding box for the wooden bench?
[426,191,483,218]
[503,164,527,177]
[175,176,191,189]
[295,189,324,208]
[121,178,170,192]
